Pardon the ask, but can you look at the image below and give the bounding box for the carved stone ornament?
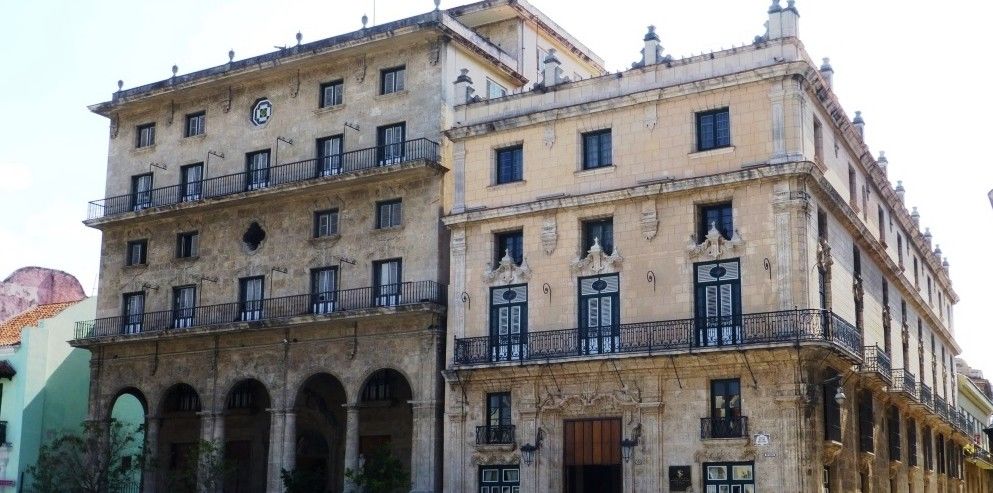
[640,200,658,240]
[694,440,756,463]
[110,113,120,138]
[816,238,833,268]
[687,222,743,260]
[470,449,520,466]
[571,238,622,274]
[540,216,558,255]
[543,124,556,148]
[823,439,843,465]
[483,250,532,285]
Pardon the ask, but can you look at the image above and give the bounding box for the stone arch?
[356,368,414,482]
[353,365,416,404]
[106,386,149,420]
[223,378,273,493]
[293,373,349,492]
[156,383,203,491]
[216,373,281,412]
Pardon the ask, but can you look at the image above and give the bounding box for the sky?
[1,0,990,373]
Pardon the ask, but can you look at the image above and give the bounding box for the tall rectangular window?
[699,203,733,241]
[489,285,528,362]
[375,199,402,229]
[882,280,891,355]
[709,379,743,438]
[238,276,265,321]
[122,292,145,334]
[848,166,858,207]
[176,231,199,258]
[813,118,824,164]
[380,66,406,94]
[314,209,339,238]
[373,259,402,307]
[582,129,612,169]
[854,245,864,334]
[495,145,523,184]
[376,123,405,165]
[817,209,828,241]
[486,392,512,428]
[877,206,886,244]
[185,112,205,137]
[172,285,196,328]
[579,274,620,355]
[136,123,155,148]
[126,239,147,266]
[316,135,343,176]
[913,257,919,287]
[494,230,524,266]
[696,108,730,151]
[858,390,874,453]
[887,406,901,462]
[131,173,153,210]
[824,371,842,442]
[310,267,338,314]
[320,79,344,108]
[896,233,904,268]
[924,426,934,470]
[180,163,203,202]
[927,277,933,304]
[694,260,742,347]
[907,418,918,467]
[582,218,614,254]
[245,150,271,190]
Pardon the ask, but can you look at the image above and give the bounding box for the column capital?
[196,410,221,419]
[266,407,286,416]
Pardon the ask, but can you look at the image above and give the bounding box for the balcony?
[453,309,862,366]
[935,397,949,420]
[73,281,446,342]
[700,416,748,439]
[86,139,441,222]
[476,425,515,445]
[919,383,933,409]
[861,345,892,385]
[891,368,918,400]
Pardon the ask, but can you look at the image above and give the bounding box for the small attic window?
[243,222,266,251]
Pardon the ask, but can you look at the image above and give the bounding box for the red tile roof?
[0,300,81,346]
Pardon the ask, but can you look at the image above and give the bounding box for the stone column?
[409,400,441,493]
[282,410,297,474]
[143,415,161,493]
[196,411,223,493]
[266,409,286,493]
[343,404,361,493]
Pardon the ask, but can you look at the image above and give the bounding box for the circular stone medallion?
[251,98,272,126]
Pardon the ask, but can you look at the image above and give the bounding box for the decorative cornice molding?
[483,251,532,285]
[571,238,622,275]
[687,222,743,260]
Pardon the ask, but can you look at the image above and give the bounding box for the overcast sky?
[2,0,990,374]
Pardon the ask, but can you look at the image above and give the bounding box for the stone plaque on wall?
[669,465,692,491]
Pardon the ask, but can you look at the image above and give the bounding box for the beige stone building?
[76,2,601,492]
[956,359,993,492]
[442,2,972,492]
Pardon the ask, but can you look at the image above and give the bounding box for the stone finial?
[767,0,798,39]
[541,49,563,88]
[362,13,369,28]
[172,64,178,77]
[852,111,865,138]
[911,206,920,225]
[454,68,475,105]
[934,244,942,257]
[644,25,660,42]
[786,0,798,13]
[296,32,302,46]
[434,0,442,10]
[923,227,932,247]
[877,151,888,174]
[229,49,235,62]
[819,57,834,88]
[942,257,950,271]
[117,80,123,91]
[894,180,905,203]
[642,25,663,66]
[769,0,782,13]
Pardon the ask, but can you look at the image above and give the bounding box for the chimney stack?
[454,68,475,105]
[644,26,661,66]
[542,49,563,88]
[767,0,800,40]
[819,57,834,89]
[852,111,865,139]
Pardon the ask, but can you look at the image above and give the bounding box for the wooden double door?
[563,418,622,493]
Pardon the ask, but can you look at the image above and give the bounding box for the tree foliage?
[26,419,143,493]
[344,445,410,493]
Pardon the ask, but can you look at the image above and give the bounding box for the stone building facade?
[442,2,970,492]
[76,2,602,492]
[956,359,993,492]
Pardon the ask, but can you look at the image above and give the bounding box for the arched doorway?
[357,369,413,483]
[109,389,147,491]
[157,383,202,492]
[223,379,271,493]
[294,373,347,492]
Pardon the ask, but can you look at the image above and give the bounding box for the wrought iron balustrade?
[920,383,933,409]
[454,309,862,365]
[475,425,515,445]
[891,368,917,398]
[935,397,948,419]
[74,281,445,340]
[87,139,440,220]
[700,416,748,439]
[862,345,892,380]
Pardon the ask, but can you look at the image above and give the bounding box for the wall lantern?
[520,429,544,466]
[823,374,846,406]
[621,437,639,463]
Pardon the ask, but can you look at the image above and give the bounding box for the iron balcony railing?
[87,138,440,220]
[475,425,515,445]
[920,383,933,409]
[74,281,446,340]
[862,345,892,382]
[700,416,749,439]
[453,309,862,365]
[891,368,918,398]
[935,397,949,420]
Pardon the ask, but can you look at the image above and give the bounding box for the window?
[858,390,874,453]
[696,108,730,151]
[373,259,402,307]
[486,78,507,99]
[180,163,203,202]
[176,231,199,258]
[877,206,886,244]
[708,379,743,438]
[494,230,523,266]
[172,285,196,328]
[479,466,519,493]
[927,277,933,304]
[375,199,402,229]
[310,267,338,314]
[913,257,919,287]
[490,285,527,362]
[238,276,265,321]
[882,280,891,355]
[703,462,754,492]
[245,150,271,190]
[380,66,405,94]
[887,406,901,462]
[813,118,824,164]
[316,135,343,176]
[897,234,904,268]
[376,123,405,165]
[924,426,934,470]
[131,173,153,211]
[481,392,513,444]
[495,145,523,184]
[122,292,145,334]
[185,112,205,137]
[579,274,620,355]
[314,209,339,237]
[582,218,614,254]
[699,202,733,241]
[361,370,395,401]
[824,371,842,442]
[582,129,612,169]
[908,418,918,467]
[848,166,858,207]
[937,434,946,474]
[817,209,828,241]
[694,259,742,347]
[136,123,155,148]
[126,239,147,266]
[320,79,343,108]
